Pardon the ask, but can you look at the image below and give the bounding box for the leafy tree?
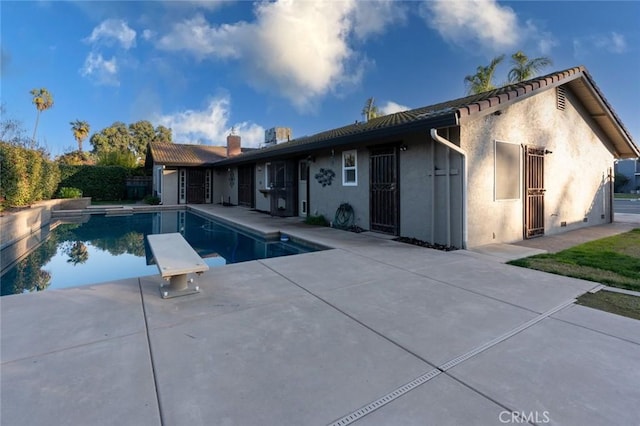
[90,120,172,163]
[30,88,54,141]
[464,55,505,95]
[66,241,89,265]
[508,51,553,83]
[155,125,172,142]
[362,97,379,122]
[96,149,138,168]
[70,119,90,152]
[57,151,95,166]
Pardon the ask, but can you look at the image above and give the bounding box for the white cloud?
[156,95,265,148]
[156,0,405,110]
[79,52,119,86]
[573,32,628,59]
[85,19,136,49]
[351,0,408,40]
[157,14,243,60]
[420,0,520,52]
[142,29,156,41]
[380,101,410,115]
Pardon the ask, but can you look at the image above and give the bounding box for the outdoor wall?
[162,169,178,205]
[462,86,615,247]
[254,162,270,212]
[308,148,370,228]
[400,131,464,248]
[212,167,238,205]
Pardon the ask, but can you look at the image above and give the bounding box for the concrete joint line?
[439,299,575,371]
[138,278,166,426]
[327,299,576,426]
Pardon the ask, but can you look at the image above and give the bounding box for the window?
[495,141,521,200]
[342,150,357,186]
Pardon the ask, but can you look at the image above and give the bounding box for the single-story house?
[147,66,639,249]
[614,158,640,193]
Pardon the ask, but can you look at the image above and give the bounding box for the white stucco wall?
[462,86,615,247]
[212,167,238,205]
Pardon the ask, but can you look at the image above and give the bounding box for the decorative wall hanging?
[314,168,335,187]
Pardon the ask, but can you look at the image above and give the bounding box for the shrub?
[57,187,83,199]
[304,214,329,226]
[143,195,161,205]
[0,142,61,207]
[58,165,129,201]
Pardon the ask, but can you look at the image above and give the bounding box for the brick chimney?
[227,134,241,157]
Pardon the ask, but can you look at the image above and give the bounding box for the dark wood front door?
[524,146,545,238]
[370,145,399,235]
[187,169,206,203]
[238,165,255,208]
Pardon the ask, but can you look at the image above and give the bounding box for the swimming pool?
[1,211,321,296]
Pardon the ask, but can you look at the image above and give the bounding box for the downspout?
[430,129,468,249]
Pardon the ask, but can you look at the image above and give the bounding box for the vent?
[556,86,567,111]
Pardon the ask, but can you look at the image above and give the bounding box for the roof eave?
[213,114,458,167]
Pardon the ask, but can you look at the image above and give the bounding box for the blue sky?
[2,1,639,158]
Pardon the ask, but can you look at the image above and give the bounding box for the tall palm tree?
[464,55,505,95]
[30,88,54,141]
[362,97,379,122]
[70,119,90,152]
[508,51,552,83]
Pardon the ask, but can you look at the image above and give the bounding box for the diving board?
[147,233,209,299]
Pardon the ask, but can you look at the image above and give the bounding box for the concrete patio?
[1,206,639,425]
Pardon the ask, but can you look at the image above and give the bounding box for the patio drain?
[328,368,442,426]
[328,299,576,425]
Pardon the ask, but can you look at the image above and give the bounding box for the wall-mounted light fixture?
[306,155,316,163]
[399,144,409,152]
[544,149,553,155]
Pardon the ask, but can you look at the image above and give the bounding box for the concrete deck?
[2,205,639,425]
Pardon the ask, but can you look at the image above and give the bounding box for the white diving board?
[146,233,209,299]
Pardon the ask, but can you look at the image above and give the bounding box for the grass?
[508,228,640,292]
[577,291,640,321]
[509,229,640,320]
[614,193,640,199]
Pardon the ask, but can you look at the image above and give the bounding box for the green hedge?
[0,142,61,207]
[59,165,131,201]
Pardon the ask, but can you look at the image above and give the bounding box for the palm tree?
[362,97,379,122]
[30,88,54,141]
[70,119,91,152]
[508,51,552,83]
[464,55,505,95]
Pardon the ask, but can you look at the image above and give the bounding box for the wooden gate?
[524,147,545,238]
[238,165,255,208]
[370,145,399,235]
[186,169,206,203]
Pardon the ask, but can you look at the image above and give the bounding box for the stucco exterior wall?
[308,148,370,228]
[254,162,270,212]
[462,86,614,247]
[213,167,238,205]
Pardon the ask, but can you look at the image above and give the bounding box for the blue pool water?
[1,211,321,296]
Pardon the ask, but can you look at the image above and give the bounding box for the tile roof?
[148,142,227,166]
[186,65,640,166]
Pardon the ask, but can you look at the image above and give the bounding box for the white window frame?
[342,149,357,186]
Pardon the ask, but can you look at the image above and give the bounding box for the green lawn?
[509,229,640,319]
[508,229,640,292]
[614,193,640,199]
